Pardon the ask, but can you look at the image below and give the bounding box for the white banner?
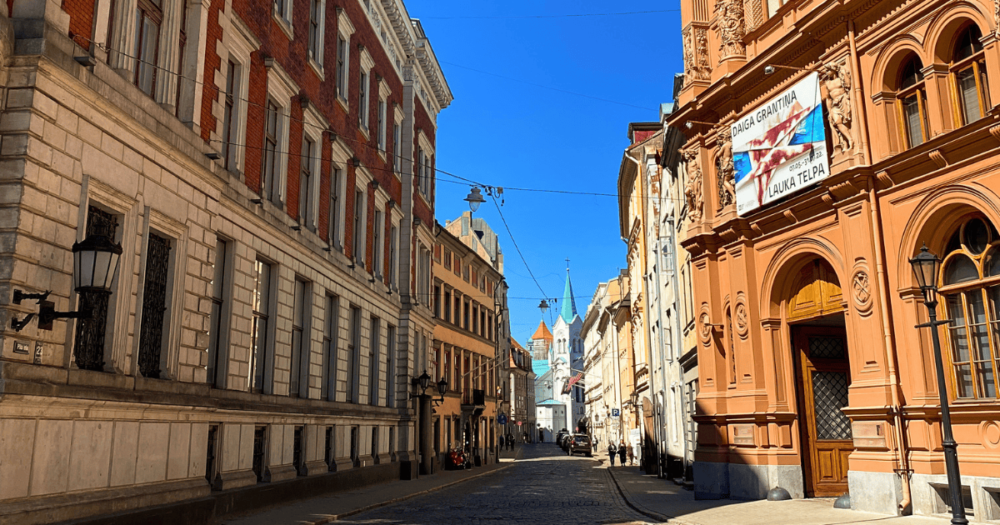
[732,72,830,216]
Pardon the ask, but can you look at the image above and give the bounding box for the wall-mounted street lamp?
[464,187,486,213]
[910,244,967,525]
[11,234,123,332]
[410,371,448,405]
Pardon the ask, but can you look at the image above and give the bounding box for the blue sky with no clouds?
[405,1,684,344]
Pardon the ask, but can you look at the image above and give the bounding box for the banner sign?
[732,72,829,216]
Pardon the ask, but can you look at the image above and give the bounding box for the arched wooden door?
[787,259,853,497]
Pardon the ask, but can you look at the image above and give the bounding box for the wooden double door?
[793,325,853,497]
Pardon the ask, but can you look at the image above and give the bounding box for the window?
[206,424,219,486]
[133,0,162,97]
[393,123,401,173]
[138,232,172,379]
[369,316,380,405]
[262,100,281,203]
[73,206,120,372]
[347,306,361,403]
[377,99,387,151]
[336,36,349,100]
[253,426,267,482]
[416,148,425,195]
[389,224,398,289]
[325,426,335,471]
[323,295,338,400]
[290,279,309,397]
[250,259,273,393]
[939,216,1000,400]
[307,0,326,68]
[896,55,929,149]
[373,210,383,277]
[208,238,231,387]
[329,165,344,248]
[371,426,380,463]
[444,289,452,322]
[293,426,304,476]
[350,426,360,467]
[354,190,366,267]
[951,25,990,127]
[418,245,431,305]
[386,325,396,408]
[359,71,369,130]
[434,285,442,318]
[300,136,315,228]
[273,0,292,34]
[222,61,238,170]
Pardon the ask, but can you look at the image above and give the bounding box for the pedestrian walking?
[499,435,505,451]
[607,442,617,466]
[506,433,514,451]
[626,442,634,466]
[617,441,627,466]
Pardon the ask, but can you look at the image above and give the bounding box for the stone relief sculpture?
[683,26,712,85]
[715,0,746,60]
[821,61,854,155]
[684,149,704,223]
[715,128,735,209]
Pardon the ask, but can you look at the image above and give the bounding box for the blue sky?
[407,1,684,345]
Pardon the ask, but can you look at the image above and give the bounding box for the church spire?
[561,262,578,323]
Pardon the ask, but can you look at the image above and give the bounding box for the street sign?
[516,421,522,426]
[498,414,507,425]
[611,409,620,417]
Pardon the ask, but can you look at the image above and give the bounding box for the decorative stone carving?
[821,61,854,155]
[735,302,749,338]
[683,26,712,85]
[852,269,872,311]
[684,149,704,223]
[715,0,746,60]
[715,127,735,209]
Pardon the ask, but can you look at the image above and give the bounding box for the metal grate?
[809,337,845,360]
[138,233,171,378]
[812,371,852,440]
[293,426,303,475]
[206,425,218,485]
[73,207,119,371]
[253,426,266,482]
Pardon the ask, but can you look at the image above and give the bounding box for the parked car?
[555,429,569,448]
[568,434,593,457]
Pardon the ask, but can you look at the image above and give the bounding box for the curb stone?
[606,466,688,525]
[305,464,513,524]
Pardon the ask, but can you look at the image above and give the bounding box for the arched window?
[951,24,990,126]
[896,55,929,148]
[938,215,1000,399]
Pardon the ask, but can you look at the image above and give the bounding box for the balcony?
[461,389,486,416]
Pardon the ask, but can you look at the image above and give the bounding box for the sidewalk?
[607,466,950,525]
[222,461,511,525]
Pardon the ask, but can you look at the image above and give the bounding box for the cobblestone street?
[338,444,651,525]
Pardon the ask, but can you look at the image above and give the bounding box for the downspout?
[848,19,911,515]
[668,216,689,481]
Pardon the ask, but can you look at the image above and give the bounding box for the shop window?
[938,216,1000,399]
[951,24,990,127]
[896,55,929,149]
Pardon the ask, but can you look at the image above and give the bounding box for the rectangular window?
[206,424,219,487]
[322,294,338,400]
[371,426,380,463]
[369,316,380,405]
[324,426,335,471]
[263,100,281,203]
[444,290,452,322]
[392,124,401,173]
[377,99,386,151]
[290,278,308,397]
[416,148,424,195]
[354,190,366,267]
[434,285,441,319]
[373,210,383,277]
[252,426,267,482]
[208,238,230,387]
[74,206,119,371]
[329,166,343,249]
[347,306,361,403]
[222,60,239,170]
[300,136,315,228]
[389,225,398,289]
[385,325,396,408]
[308,0,322,63]
[359,71,369,129]
[350,426,360,466]
[336,36,348,100]
[133,0,162,96]
[293,426,304,476]
[250,259,272,393]
[138,232,172,379]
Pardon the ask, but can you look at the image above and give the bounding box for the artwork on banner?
[732,72,830,216]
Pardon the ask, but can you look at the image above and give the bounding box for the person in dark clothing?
[617,441,627,466]
[608,442,617,466]
[499,435,506,450]
[506,433,514,451]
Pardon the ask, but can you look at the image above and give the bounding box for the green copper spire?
[561,265,578,323]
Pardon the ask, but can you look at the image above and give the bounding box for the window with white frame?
[301,105,326,231]
[328,142,351,250]
[217,15,256,173]
[335,8,355,106]
[290,278,310,397]
[377,80,391,154]
[307,0,326,72]
[373,209,384,277]
[358,49,375,132]
[273,0,293,38]
[392,123,401,173]
[389,222,398,289]
[262,60,299,207]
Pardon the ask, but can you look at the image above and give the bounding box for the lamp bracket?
[10,313,34,332]
[13,290,51,305]
[915,319,952,329]
[38,301,91,331]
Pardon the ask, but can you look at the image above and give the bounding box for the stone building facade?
[0,0,449,522]
[673,0,1000,517]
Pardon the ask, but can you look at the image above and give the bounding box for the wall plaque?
[852,422,886,449]
[732,424,755,446]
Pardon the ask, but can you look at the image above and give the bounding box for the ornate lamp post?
[910,244,967,525]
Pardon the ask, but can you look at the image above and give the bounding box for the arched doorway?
[786,258,853,497]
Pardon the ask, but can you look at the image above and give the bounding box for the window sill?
[337,96,349,114]
[273,13,294,41]
[308,58,325,81]
[359,125,370,141]
[377,149,386,163]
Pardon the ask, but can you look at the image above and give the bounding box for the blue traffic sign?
[498,414,507,425]
[611,409,620,417]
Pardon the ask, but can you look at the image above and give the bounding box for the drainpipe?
[869,174,911,514]
[667,216,689,481]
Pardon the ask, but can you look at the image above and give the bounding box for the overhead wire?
[422,9,679,20]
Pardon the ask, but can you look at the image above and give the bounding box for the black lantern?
[909,244,942,306]
[437,377,448,396]
[538,299,549,314]
[464,187,486,212]
[417,371,431,392]
[73,234,123,293]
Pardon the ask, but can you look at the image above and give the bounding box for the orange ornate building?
[671,0,1000,517]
